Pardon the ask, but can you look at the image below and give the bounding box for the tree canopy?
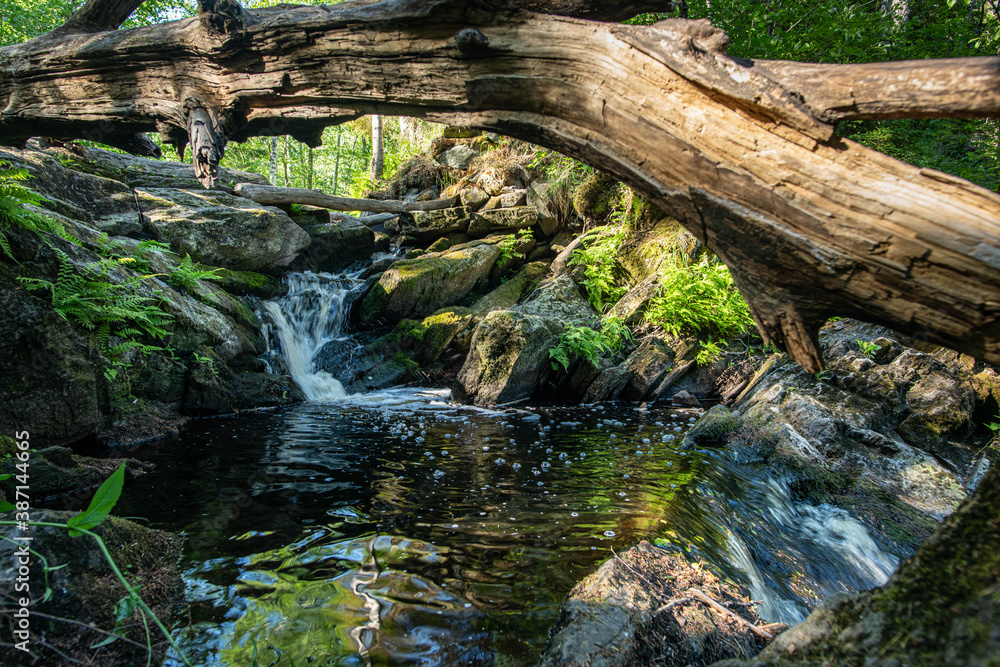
[1,0,999,373]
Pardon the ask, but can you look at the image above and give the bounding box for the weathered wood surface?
[1,0,999,370]
[233,183,458,213]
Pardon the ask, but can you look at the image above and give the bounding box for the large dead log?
[1,0,999,371]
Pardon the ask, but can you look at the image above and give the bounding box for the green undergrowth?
[549,315,633,372]
[644,253,755,339]
[0,160,76,259]
[18,250,173,378]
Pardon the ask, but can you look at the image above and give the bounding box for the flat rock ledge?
[539,541,776,666]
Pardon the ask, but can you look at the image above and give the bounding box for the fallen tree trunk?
[233,183,458,214]
[2,0,999,371]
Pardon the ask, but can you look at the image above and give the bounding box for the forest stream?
[96,272,901,666]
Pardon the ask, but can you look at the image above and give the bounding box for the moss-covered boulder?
[289,217,378,273]
[358,239,500,326]
[685,405,743,446]
[137,188,310,272]
[468,206,538,237]
[454,275,598,406]
[572,171,619,226]
[0,510,185,667]
[0,286,109,446]
[395,206,470,240]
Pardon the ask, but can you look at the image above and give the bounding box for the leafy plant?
[0,161,75,259]
[599,315,633,353]
[570,224,628,312]
[856,339,882,360]
[549,325,611,371]
[696,339,724,366]
[18,250,173,368]
[0,463,194,665]
[167,254,221,293]
[644,253,754,339]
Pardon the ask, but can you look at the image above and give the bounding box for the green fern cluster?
[96,235,171,273]
[18,251,173,371]
[548,317,633,372]
[644,254,754,339]
[570,224,629,312]
[0,161,74,259]
[167,254,221,293]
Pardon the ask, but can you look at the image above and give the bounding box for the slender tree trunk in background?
[332,126,343,195]
[370,114,384,182]
[269,135,278,185]
[398,116,415,144]
[283,135,290,187]
[307,146,313,189]
[880,0,911,27]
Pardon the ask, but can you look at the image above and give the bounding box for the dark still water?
[116,390,707,666]
[115,388,898,666]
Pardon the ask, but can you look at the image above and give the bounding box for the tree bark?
[2,0,1000,371]
[268,135,278,185]
[370,114,384,182]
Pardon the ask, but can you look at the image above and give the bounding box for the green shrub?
[644,253,754,339]
[0,161,75,258]
[19,251,173,374]
[569,224,629,312]
[549,325,610,371]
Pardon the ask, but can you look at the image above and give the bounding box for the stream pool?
[111,389,898,666]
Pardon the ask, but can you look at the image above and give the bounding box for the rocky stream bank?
[0,131,997,665]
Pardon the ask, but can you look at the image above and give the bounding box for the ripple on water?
[110,393,898,666]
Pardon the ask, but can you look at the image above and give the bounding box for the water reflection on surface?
[115,390,896,665]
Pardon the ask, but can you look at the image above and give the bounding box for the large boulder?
[136,188,311,272]
[289,217,379,273]
[0,286,108,446]
[468,206,538,237]
[453,275,597,406]
[583,336,676,402]
[437,144,478,169]
[539,542,769,667]
[358,239,500,326]
[387,207,470,240]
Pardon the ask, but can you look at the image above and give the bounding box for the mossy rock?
[0,510,184,666]
[684,405,743,446]
[215,267,288,298]
[397,307,475,362]
[572,171,619,225]
[359,240,500,326]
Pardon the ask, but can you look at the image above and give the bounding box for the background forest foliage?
[1,0,998,191]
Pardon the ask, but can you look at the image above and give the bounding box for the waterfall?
[722,476,899,624]
[259,271,362,401]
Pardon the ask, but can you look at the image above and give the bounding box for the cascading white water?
[724,477,900,624]
[259,271,363,400]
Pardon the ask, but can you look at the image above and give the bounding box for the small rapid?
[258,271,362,400]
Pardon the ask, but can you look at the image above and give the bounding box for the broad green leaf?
[0,501,15,512]
[0,474,11,481]
[67,461,126,537]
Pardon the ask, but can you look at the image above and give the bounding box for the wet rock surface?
[540,541,772,667]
